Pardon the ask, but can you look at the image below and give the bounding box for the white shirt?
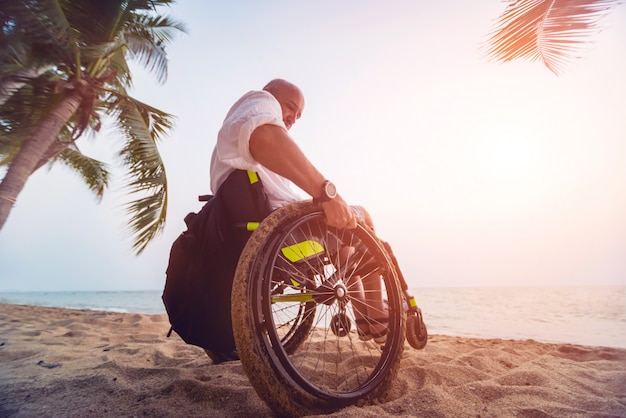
[210,90,303,209]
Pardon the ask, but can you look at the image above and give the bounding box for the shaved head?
[262,79,305,130]
[263,79,302,97]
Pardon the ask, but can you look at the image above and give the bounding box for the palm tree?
[0,0,186,254]
[485,0,621,75]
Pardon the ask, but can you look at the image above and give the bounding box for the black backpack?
[162,170,271,354]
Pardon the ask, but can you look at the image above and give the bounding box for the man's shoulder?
[225,90,281,121]
[238,89,276,104]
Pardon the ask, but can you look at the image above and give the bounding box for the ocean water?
[1,286,624,349]
[412,286,626,349]
[0,290,164,314]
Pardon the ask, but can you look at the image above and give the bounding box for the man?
[210,78,357,229]
[203,79,386,362]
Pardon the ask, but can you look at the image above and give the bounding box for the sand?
[1,303,625,418]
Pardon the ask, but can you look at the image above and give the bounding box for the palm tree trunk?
[0,91,83,229]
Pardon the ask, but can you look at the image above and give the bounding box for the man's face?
[275,88,305,130]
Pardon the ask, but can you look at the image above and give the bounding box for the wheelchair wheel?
[406,311,428,350]
[232,201,405,417]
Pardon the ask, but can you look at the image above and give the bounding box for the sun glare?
[490,135,534,172]
[448,124,555,219]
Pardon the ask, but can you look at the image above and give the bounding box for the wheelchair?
[231,201,427,417]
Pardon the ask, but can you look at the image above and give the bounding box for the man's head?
[263,79,305,130]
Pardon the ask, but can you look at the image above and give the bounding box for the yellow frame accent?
[281,240,325,262]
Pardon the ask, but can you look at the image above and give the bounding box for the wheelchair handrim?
[253,211,404,403]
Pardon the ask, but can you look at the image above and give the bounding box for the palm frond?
[0,41,32,81]
[0,70,62,143]
[1,0,183,255]
[110,94,173,254]
[0,67,47,106]
[108,47,133,88]
[485,0,621,74]
[124,13,188,83]
[0,1,76,86]
[0,127,23,166]
[105,90,175,142]
[54,145,110,199]
[60,0,124,46]
[1,1,75,52]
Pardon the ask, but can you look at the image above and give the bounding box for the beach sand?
[1,303,624,417]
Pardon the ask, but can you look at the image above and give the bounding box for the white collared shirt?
[210,90,303,209]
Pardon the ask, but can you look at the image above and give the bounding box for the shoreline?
[1,303,625,417]
[2,285,624,350]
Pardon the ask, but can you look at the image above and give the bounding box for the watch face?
[325,181,337,198]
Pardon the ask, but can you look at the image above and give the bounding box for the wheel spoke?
[233,202,405,416]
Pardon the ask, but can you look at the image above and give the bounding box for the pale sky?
[1,1,625,291]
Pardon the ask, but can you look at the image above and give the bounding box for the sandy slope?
[1,303,624,417]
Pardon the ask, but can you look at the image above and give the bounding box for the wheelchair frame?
[231,201,427,417]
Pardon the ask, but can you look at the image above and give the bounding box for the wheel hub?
[313,281,351,305]
[334,284,347,301]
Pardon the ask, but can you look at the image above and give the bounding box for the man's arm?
[249,124,356,229]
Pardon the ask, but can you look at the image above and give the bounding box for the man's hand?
[321,195,357,229]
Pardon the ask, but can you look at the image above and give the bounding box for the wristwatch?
[312,180,337,204]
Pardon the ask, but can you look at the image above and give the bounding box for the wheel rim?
[252,212,404,402]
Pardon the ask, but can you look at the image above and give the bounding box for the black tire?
[232,201,405,417]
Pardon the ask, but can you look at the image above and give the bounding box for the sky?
[1,1,625,291]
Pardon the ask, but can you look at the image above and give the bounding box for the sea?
[1,286,625,349]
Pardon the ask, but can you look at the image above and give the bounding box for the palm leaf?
[0,1,75,99]
[108,93,173,254]
[0,70,61,146]
[0,129,23,166]
[0,0,76,55]
[54,145,110,199]
[485,0,621,74]
[1,0,184,255]
[124,13,188,84]
[108,47,133,88]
